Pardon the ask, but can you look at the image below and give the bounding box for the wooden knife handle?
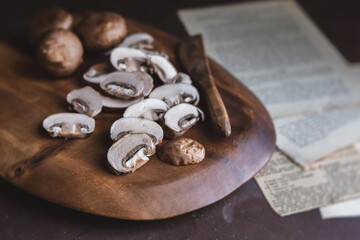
[202,77,231,137]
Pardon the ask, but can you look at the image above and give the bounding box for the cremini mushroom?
[110,117,163,144]
[164,103,204,139]
[66,86,102,117]
[123,98,169,121]
[75,12,127,52]
[36,29,83,77]
[100,72,145,99]
[169,72,192,84]
[158,138,205,166]
[101,96,144,109]
[148,55,177,83]
[42,113,95,138]
[149,83,199,107]
[27,7,73,46]
[110,47,148,72]
[107,133,156,175]
[83,63,114,84]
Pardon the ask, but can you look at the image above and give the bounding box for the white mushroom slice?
[107,133,156,175]
[102,96,144,109]
[148,55,177,83]
[138,72,154,97]
[116,33,154,49]
[105,33,154,55]
[140,49,169,60]
[123,98,169,121]
[83,63,114,84]
[42,113,95,138]
[110,47,148,72]
[110,117,163,144]
[149,83,199,107]
[168,72,192,84]
[66,86,103,117]
[164,103,204,139]
[100,72,145,99]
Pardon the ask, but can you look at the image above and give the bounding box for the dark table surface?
[1,0,360,239]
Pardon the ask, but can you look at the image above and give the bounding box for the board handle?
[202,77,231,137]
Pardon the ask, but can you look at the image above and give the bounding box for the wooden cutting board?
[0,19,275,220]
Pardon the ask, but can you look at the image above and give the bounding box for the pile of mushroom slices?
[42,32,206,175]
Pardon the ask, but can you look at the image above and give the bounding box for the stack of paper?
[178,0,360,218]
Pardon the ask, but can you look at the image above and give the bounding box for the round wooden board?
[0,19,275,220]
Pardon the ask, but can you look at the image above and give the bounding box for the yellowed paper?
[275,106,360,167]
[178,0,360,167]
[255,145,360,216]
[178,0,360,119]
[320,197,360,219]
[318,65,360,219]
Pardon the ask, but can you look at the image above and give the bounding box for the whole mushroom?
[158,138,205,166]
[36,29,83,77]
[75,12,127,52]
[27,7,73,46]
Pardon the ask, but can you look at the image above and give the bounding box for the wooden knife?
[178,34,231,137]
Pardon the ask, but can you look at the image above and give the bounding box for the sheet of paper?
[254,144,360,216]
[318,65,360,219]
[178,0,360,166]
[320,197,360,219]
[178,0,360,119]
[274,105,360,167]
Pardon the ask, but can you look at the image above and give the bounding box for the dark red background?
[1,0,360,239]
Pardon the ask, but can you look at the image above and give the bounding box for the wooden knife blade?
[178,34,231,137]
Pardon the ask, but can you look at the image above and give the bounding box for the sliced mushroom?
[123,98,169,121]
[138,72,154,97]
[164,103,204,139]
[102,95,144,109]
[140,49,169,60]
[110,32,154,51]
[100,72,145,99]
[66,86,103,117]
[83,63,114,84]
[110,47,148,72]
[148,55,177,83]
[42,113,95,138]
[107,133,156,175]
[149,83,199,107]
[110,117,163,144]
[168,72,192,84]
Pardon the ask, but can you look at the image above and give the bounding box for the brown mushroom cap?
[27,7,73,46]
[36,29,83,77]
[157,138,205,166]
[75,12,127,52]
